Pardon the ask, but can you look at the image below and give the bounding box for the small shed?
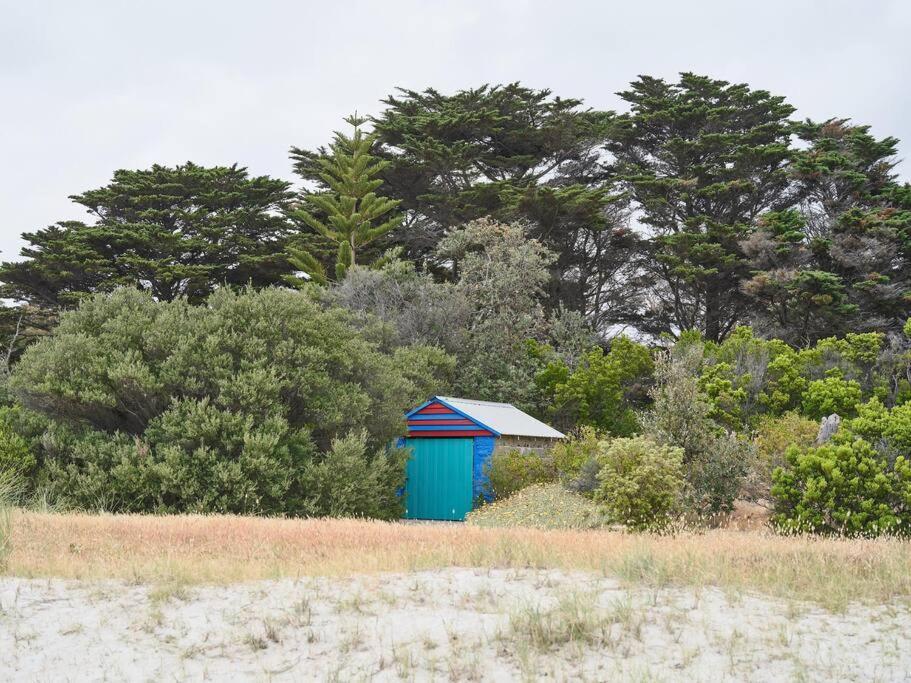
[401,396,565,521]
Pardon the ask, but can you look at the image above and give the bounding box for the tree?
[292,84,639,330]
[743,120,911,344]
[792,120,911,335]
[0,163,295,307]
[436,218,556,409]
[286,115,402,284]
[740,210,858,345]
[607,73,796,342]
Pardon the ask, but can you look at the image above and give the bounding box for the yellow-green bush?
[595,435,685,531]
[748,412,819,499]
[771,439,911,536]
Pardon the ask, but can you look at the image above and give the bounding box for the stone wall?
[493,435,561,456]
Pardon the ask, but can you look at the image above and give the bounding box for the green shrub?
[541,337,653,436]
[641,350,749,513]
[486,448,556,499]
[800,374,863,420]
[882,403,911,454]
[299,431,407,519]
[550,426,604,494]
[771,439,910,536]
[595,436,684,531]
[465,483,603,530]
[747,412,819,500]
[0,421,34,482]
[10,288,443,516]
[685,433,755,514]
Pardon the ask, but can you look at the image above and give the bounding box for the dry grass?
[0,471,18,570]
[7,510,911,609]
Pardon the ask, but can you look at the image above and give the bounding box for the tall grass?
[0,469,20,570]
[6,511,911,609]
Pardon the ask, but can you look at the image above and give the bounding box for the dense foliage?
[595,436,685,531]
[1,72,910,532]
[771,440,911,536]
[7,288,442,515]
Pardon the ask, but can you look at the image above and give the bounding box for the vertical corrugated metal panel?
[472,436,496,503]
[404,438,473,521]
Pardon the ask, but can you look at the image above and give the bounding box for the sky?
[1,0,909,262]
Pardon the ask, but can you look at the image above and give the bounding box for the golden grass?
[7,510,911,609]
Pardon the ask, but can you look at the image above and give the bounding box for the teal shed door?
[404,438,473,521]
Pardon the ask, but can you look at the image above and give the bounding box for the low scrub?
[486,449,556,500]
[465,483,603,530]
[772,439,911,536]
[595,436,684,531]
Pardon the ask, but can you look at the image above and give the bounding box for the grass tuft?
[0,470,22,570]
[506,592,612,650]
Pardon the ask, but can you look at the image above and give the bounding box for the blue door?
[404,438,473,521]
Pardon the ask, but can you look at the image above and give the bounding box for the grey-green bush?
[299,430,407,518]
[641,349,749,513]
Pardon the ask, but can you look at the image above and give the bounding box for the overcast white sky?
[1,1,909,262]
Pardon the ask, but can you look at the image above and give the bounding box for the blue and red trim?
[404,397,499,438]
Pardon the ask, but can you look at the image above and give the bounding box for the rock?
[816,414,841,444]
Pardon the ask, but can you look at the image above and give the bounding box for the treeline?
[3,74,909,353]
[0,73,910,532]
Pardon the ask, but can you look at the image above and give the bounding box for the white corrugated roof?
[436,396,565,439]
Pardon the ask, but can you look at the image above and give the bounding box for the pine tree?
[292,85,637,331]
[287,115,402,284]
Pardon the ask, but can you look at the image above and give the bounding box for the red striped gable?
[415,403,455,414]
[406,399,494,438]
[409,430,493,438]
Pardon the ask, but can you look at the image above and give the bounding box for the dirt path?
[1,568,908,681]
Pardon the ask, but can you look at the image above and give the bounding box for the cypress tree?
[0,163,294,307]
[607,73,796,342]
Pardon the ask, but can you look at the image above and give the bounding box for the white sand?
[1,568,909,682]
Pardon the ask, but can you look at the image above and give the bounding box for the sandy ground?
[1,568,909,682]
